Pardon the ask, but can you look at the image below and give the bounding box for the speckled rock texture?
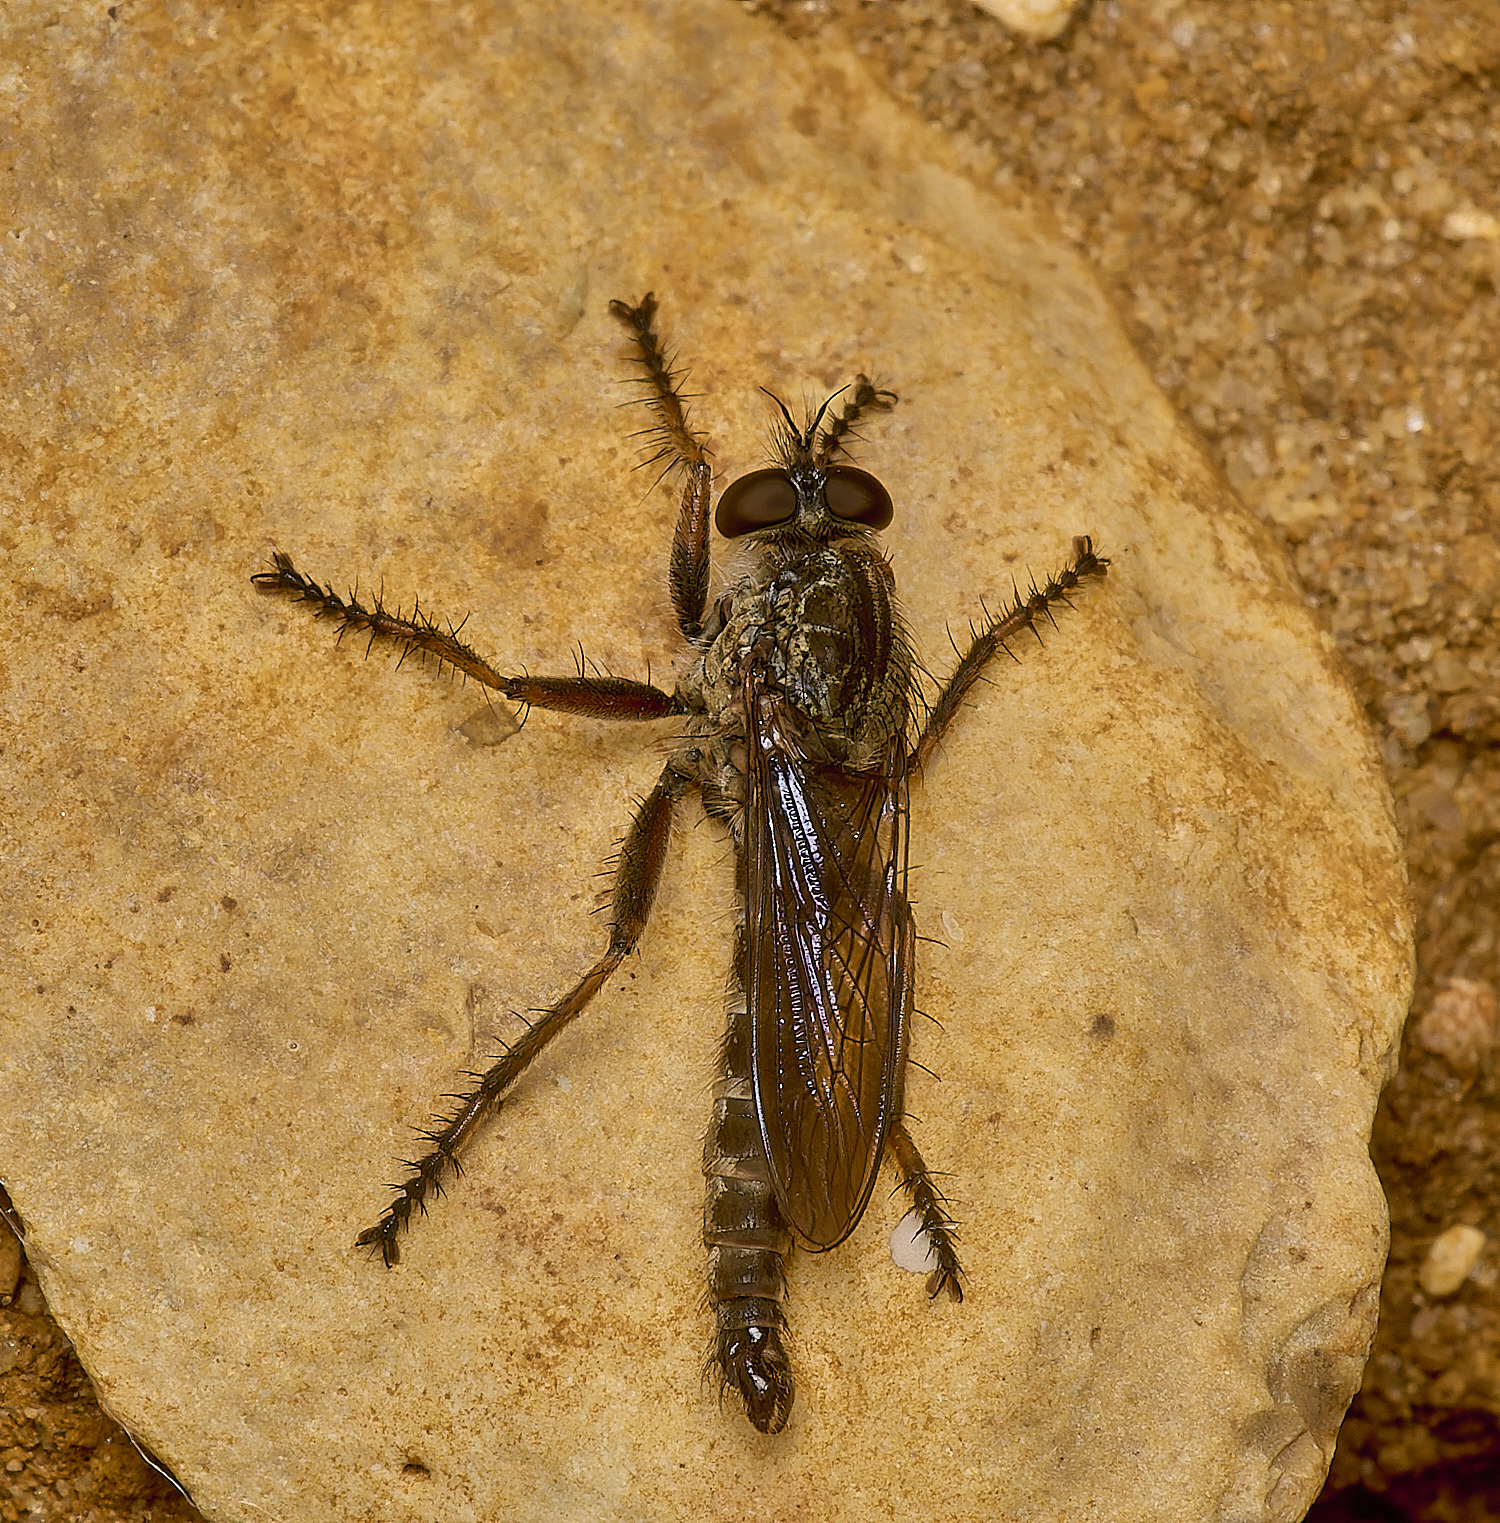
[0,4,1411,1522]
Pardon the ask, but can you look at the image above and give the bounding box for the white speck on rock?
[890,1210,938,1276]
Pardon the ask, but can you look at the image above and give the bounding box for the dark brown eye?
[715,469,798,538]
[824,466,893,530]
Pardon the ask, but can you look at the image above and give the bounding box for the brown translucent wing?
[744,675,914,1251]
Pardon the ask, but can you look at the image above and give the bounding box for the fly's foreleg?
[702,929,795,1435]
[608,293,711,642]
[357,758,693,1265]
[914,535,1108,771]
[812,375,897,467]
[888,1123,965,1304]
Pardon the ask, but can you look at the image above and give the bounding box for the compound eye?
[715,469,798,538]
[824,466,893,530]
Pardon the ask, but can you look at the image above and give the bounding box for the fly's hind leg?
[888,899,964,1303]
[357,756,695,1265]
[901,540,1109,1292]
[888,1123,965,1303]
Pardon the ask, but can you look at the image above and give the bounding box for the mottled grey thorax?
[679,537,913,774]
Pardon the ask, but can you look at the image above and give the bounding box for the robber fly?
[252,294,1107,1433]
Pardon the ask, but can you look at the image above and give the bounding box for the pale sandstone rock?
[0,3,1410,1522]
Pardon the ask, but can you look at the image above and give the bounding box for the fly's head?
[714,379,897,548]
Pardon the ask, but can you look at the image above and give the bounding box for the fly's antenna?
[805,384,849,445]
[760,386,810,469]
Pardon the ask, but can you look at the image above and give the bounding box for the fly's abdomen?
[702,980,794,1434]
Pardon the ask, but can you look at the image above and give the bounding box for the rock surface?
[0,3,1411,1521]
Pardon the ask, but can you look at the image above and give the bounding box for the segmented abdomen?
[702,924,795,1434]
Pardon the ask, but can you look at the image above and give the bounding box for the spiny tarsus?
[251,551,507,690]
[814,375,898,468]
[609,291,708,477]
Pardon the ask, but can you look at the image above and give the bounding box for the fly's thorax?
[680,536,913,767]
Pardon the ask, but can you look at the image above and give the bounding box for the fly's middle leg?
[701,929,795,1434]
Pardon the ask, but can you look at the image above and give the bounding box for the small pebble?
[1415,978,1497,1075]
[971,0,1080,41]
[1418,1224,1486,1297]
[1442,207,1500,241]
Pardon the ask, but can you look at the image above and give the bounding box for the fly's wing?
[744,675,915,1251]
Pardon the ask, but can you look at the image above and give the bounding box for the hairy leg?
[357,757,695,1264]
